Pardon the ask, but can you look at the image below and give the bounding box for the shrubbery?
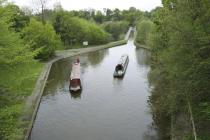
[0,19,32,66]
[148,1,210,139]
[22,19,62,60]
[53,13,111,48]
[136,20,154,45]
[102,21,129,41]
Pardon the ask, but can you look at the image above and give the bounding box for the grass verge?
[0,61,43,140]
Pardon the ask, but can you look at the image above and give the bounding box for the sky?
[11,0,162,11]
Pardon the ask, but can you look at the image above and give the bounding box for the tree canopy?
[22,19,62,60]
[52,12,111,47]
[0,4,32,66]
[147,0,210,139]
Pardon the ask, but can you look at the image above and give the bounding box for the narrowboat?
[69,58,82,92]
[113,54,129,77]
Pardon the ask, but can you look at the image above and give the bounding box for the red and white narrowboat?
[69,58,82,92]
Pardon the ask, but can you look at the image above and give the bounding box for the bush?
[53,13,110,48]
[102,21,129,41]
[0,61,43,140]
[136,20,154,45]
[0,20,32,66]
[82,21,111,45]
[22,19,62,60]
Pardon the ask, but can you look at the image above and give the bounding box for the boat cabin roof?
[71,60,80,79]
[118,54,128,65]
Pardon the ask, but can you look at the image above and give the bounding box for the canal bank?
[29,38,154,140]
[134,41,151,50]
[23,39,128,140]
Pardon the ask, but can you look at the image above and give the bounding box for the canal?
[29,39,158,140]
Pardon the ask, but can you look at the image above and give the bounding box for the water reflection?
[30,39,160,140]
[43,59,72,96]
[87,49,109,67]
[112,77,124,90]
[135,47,151,66]
[142,123,158,140]
[70,91,82,99]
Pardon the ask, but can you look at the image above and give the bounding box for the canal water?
[30,39,158,140]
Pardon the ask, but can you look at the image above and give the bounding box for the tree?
[22,19,61,60]
[33,0,49,24]
[5,4,30,32]
[112,8,121,21]
[0,20,33,66]
[105,8,113,21]
[93,10,104,23]
[122,7,143,26]
[102,21,129,40]
[148,0,210,139]
[52,13,110,47]
[136,20,154,45]
[0,3,32,66]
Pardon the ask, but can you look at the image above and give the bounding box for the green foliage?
[0,60,43,140]
[0,3,33,66]
[162,0,177,9]
[148,0,210,138]
[22,19,62,60]
[0,3,43,139]
[71,10,96,21]
[93,10,104,23]
[5,4,30,32]
[136,20,154,45]
[196,103,210,121]
[102,21,129,41]
[52,13,110,48]
[64,7,143,27]
[0,4,30,32]
[0,20,33,66]
[0,104,23,140]
[122,7,144,26]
